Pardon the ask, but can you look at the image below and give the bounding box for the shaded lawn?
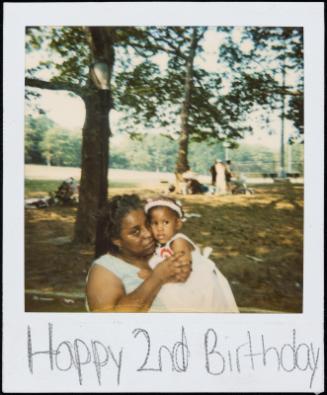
[25,183,303,313]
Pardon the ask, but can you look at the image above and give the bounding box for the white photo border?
[3,2,324,393]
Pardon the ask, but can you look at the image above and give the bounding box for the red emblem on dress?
[159,247,173,258]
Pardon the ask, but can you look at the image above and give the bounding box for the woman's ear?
[112,238,122,250]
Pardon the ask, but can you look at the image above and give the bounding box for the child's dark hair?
[95,194,144,258]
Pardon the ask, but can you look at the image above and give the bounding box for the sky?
[25,27,300,151]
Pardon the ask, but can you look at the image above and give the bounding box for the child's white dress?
[148,233,239,313]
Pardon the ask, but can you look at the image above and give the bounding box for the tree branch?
[25,77,85,96]
[153,35,187,59]
[193,72,208,92]
[271,87,303,97]
[197,29,207,42]
[129,35,187,60]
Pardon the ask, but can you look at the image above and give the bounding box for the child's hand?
[152,252,189,284]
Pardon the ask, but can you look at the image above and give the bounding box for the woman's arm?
[86,265,126,312]
[86,252,189,313]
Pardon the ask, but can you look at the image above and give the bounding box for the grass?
[25,181,304,313]
[25,179,138,198]
[25,179,63,196]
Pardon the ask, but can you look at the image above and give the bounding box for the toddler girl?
[144,197,239,312]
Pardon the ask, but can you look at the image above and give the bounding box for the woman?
[86,194,191,312]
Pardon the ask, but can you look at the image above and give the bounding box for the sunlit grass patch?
[25,179,62,196]
[25,179,140,198]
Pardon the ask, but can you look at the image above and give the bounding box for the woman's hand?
[173,251,192,282]
[152,251,192,284]
[170,238,193,283]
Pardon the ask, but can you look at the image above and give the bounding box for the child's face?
[149,207,182,244]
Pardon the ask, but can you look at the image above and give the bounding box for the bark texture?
[74,90,112,244]
[175,28,198,192]
[74,27,115,247]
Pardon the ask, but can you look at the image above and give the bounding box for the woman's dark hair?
[95,194,144,258]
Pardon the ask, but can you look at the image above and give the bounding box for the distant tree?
[109,151,130,169]
[109,133,178,172]
[287,142,304,174]
[25,115,55,164]
[218,26,303,176]
[146,135,178,172]
[236,27,304,139]
[40,127,81,166]
[286,93,303,142]
[229,144,278,174]
[188,140,225,174]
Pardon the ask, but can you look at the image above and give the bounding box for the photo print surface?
[24,25,304,314]
[3,2,324,393]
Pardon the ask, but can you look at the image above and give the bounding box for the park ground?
[24,165,304,313]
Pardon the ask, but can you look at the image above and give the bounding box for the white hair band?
[144,200,183,218]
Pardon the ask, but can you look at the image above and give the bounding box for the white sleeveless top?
[85,254,165,312]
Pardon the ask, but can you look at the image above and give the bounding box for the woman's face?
[115,209,155,258]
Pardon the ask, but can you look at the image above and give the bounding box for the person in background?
[182,168,209,194]
[225,160,233,194]
[186,178,209,194]
[209,161,217,187]
[215,160,227,195]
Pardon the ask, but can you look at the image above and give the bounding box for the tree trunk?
[74,90,112,244]
[175,28,198,192]
[74,27,115,249]
[176,126,189,174]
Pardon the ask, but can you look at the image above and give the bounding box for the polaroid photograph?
[3,2,324,393]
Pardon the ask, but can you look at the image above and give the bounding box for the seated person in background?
[186,178,209,194]
[182,168,209,194]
